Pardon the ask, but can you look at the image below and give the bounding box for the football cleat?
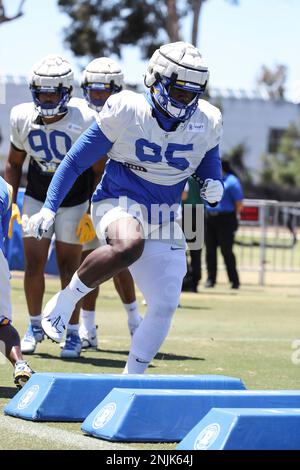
[42,291,74,342]
[60,332,81,358]
[14,361,35,389]
[42,314,66,343]
[128,315,143,337]
[79,325,98,350]
[21,323,44,354]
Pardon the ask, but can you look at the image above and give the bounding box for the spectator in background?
[204,159,243,289]
[182,177,203,293]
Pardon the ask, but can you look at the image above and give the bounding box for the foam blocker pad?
[4,372,245,421]
[177,408,300,450]
[82,388,300,442]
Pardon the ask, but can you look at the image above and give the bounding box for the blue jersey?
[44,90,223,223]
[0,176,13,254]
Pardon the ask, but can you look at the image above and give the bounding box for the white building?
[0,77,299,178]
[211,88,300,179]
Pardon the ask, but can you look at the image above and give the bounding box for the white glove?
[200,178,224,204]
[24,207,56,240]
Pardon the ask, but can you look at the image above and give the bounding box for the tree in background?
[257,64,287,101]
[0,0,26,25]
[57,0,239,60]
[260,123,300,188]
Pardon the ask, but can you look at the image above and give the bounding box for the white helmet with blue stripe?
[29,55,73,117]
[144,41,209,121]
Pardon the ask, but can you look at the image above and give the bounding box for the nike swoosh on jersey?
[170,246,184,251]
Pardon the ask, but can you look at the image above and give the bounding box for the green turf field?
[1,271,300,450]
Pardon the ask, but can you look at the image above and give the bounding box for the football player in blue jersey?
[4,55,97,358]
[0,176,34,388]
[27,42,224,373]
[77,58,142,349]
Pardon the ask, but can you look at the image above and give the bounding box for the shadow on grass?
[34,352,138,369]
[0,386,18,399]
[34,348,203,368]
[100,349,204,362]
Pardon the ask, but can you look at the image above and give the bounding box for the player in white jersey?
[27,42,224,374]
[0,176,34,388]
[4,55,97,358]
[78,58,142,349]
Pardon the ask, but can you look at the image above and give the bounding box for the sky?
[1,0,300,101]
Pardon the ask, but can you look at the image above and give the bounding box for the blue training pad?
[4,372,245,421]
[82,388,300,442]
[177,407,300,450]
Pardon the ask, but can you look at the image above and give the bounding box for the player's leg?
[79,247,100,349]
[0,323,34,388]
[204,215,218,287]
[189,248,202,292]
[42,208,144,343]
[54,202,88,358]
[22,196,52,353]
[0,250,34,388]
[218,214,240,288]
[124,240,186,373]
[113,269,142,336]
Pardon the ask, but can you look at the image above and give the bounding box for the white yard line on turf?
[0,415,137,450]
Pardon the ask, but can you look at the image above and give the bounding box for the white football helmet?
[29,55,73,117]
[81,57,124,111]
[144,41,209,121]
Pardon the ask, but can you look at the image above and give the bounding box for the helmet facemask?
[81,58,124,112]
[30,85,72,117]
[82,81,122,112]
[151,75,205,121]
[29,55,74,118]
[144,42,209,122]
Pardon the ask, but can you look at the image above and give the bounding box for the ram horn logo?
[17,385,40,410]
[194,423,220,450]
[92,402,117,429]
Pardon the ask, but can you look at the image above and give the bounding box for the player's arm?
[195,145,224,205]
[4,144,26,203]
[0,193,12,241]
[4,145,26,236]
[76,157,107,244]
